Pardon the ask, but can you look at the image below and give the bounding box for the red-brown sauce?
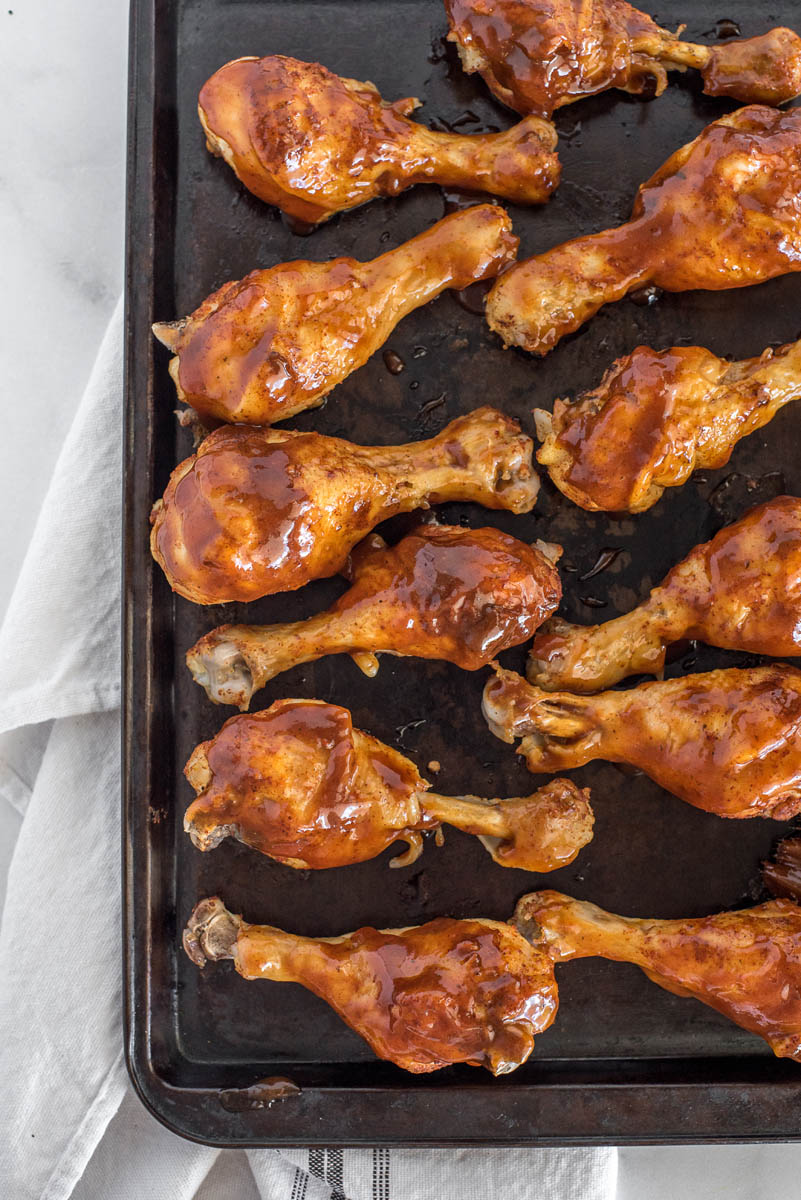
[187,700,431,868]
[305,918,558,1073]
[554,348,694,510]
[444,0,664,116]
[676,496,801,655]
[342,525,561,668]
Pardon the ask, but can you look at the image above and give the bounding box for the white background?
[2,1,800,1195]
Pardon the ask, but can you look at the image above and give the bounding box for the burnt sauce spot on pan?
[763,837,801,902]
[218,1077,302,1112]
[707,18,741,39]
[579,547,622,581]
[383,348,406,374]
[452,278,493,314]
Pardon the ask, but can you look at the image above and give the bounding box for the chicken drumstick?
[187,524,561,708]
[487,106,801,355]
[529,497,801,693]
[445,0,801,117]
[153,205,517,425]
[184,896,560,1074]
[516,891,801,1062]
[483,664,801,819]
[534,338,801,512]
[184,699,593,872]
[150,407,539,605]
[199,55,561,224]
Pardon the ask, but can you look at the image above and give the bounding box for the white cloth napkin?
[0,300,617,1200]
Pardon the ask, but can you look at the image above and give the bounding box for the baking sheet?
[124,0,801,1144]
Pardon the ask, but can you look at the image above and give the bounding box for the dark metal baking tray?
[124,0,801,1145]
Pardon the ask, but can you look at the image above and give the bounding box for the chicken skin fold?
[534,338,801,512]
[184,897,560,1075]
[486,106,801,356]
[184,698,593,872]
[187,524,562,709]
[483,664,801,820]
[199,55,561,224]
[445,0,801,117]
[150,407,539,605]
[529,497,801,693]
[516,891,801,1062]
[153,205,518,425]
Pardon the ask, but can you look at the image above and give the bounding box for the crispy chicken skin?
[529,498,801,692]
[184,698,593,872]
[198,55,561,223]
[487,106,801,356]
[184,897,560,1074]
[483,664,801,820]
[516,891,801,1062]
[534,339,801,512]
[149,408,539,605]
[153,205,518,425]
[186,525,562,708]
[445,0,801,117]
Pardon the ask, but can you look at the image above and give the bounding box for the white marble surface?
[2,2,801,1196]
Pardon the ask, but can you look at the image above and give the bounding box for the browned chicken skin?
[198,55,561,224]
[187,524,562,708]
[516,891,801,1062]
[487,106,801,356]
[483,664,801,819]
[529,498,801,693]
[184,896,560,1074]
[184,698,594,872]
[445,0,801,117]
[535,339,801,512]
[153,205,518,425]
[149,408,539,605]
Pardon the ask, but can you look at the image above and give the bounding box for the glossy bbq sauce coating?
[484,665,801,819]
[519,892,801,1061]
[150,410,540,604]
[341,524,562,668]
[198,55,560,223]
[161,205,519,425]
[199,56,424,221]
[184,700,434,867]
[670,495,801,655]
[487,106,801,356]
[548,347,710,512]
[237,917,560,1074]
[542,341,801,512]
[444,0,667,116]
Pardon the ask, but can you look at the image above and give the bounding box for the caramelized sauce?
[186,700,433,869]
[154,428,319,603]
[342,525,561,669]
[218,1077,301,1111]
[152,410,540,603]
[288,919,558,1073]
[611,667,801,818]
[673,496,801,655]
[199,56,422,223]
[553,350,724,513]
[525,895,801,1060]
[176,261,360,422]
[199,54,559,225]
[444,0,666,116]
[555,347,692,511]
[764,838,801,902]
